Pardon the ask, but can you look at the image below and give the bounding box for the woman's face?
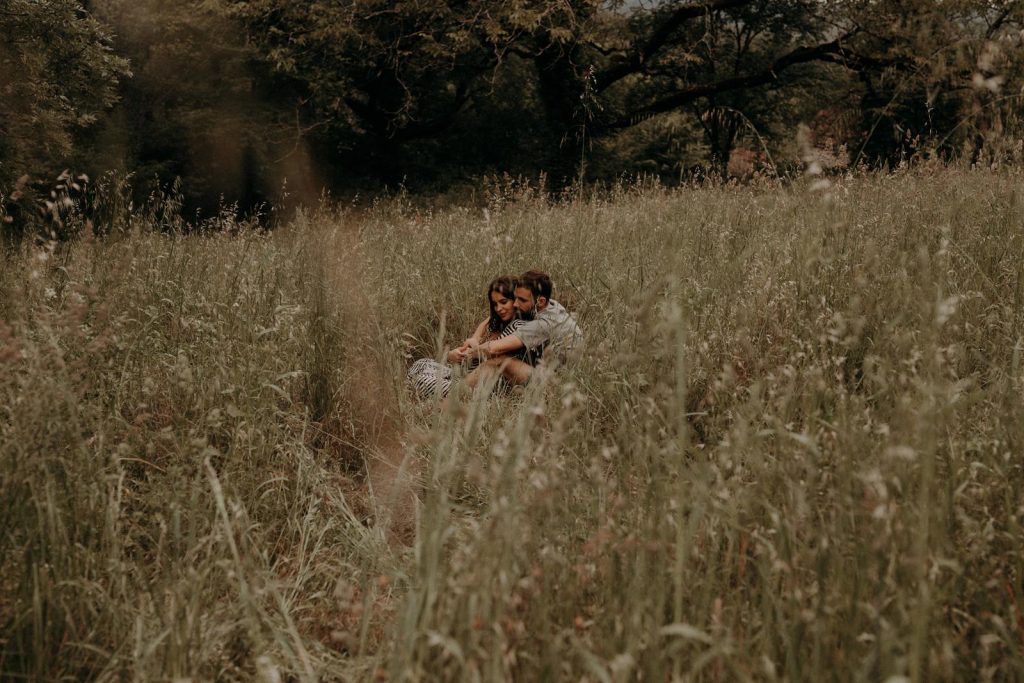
[490,289,515,322]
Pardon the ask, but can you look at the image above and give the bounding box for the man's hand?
[447,347,469,364]
[480,333,525,358]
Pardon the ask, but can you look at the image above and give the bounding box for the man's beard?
[519,307,537,321]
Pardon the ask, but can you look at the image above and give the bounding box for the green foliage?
[845,0,1024,165]
[211,0,1024,187]
[0,1,129,188]
[88,0,316,215]
[5,1,1024,214]
[216,0,578,184]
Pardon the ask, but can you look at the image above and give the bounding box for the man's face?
[514,286,537,320]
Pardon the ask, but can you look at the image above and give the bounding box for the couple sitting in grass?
[408,270,583,399]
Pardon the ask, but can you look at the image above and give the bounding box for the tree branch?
[597,33,861,133]
[985,5,1017,39]
[595,0,756,92]
[393,77,475,142]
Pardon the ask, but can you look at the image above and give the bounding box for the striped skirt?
[406,358,454,399]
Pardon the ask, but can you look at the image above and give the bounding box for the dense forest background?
[3,0,1024,219]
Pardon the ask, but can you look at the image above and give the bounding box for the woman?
[408,275,524,399]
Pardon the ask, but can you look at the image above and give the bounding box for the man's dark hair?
[519,270,552,301]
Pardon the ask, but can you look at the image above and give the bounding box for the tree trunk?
[534,49,587,188]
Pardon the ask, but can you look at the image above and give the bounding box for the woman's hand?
[447,346,469,364]
[447,320,490,364]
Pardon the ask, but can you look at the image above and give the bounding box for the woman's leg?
[407,358,453,398]
[464,356,533,390]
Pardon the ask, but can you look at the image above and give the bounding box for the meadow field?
[3,169,1024,681]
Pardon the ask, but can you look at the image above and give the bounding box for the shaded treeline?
[3,0,1024,220]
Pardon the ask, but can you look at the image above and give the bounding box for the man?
[464,270,583,389]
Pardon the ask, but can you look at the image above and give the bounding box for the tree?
[588,0,841,176]
[220,1,891,184]
[218,0,538,183]
[0,1,129,190]
[836,0,1024,165]
[89,0,322,216]
[10,0,1017,209]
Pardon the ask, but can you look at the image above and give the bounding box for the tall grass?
[2,168,1024,680]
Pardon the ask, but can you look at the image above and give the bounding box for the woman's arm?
[468,317,491,344]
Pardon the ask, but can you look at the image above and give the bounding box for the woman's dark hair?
[487,275,519,333]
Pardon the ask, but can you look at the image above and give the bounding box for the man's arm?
[478,316,553,359]
[477,333,525,358]
[482,320,587,360]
